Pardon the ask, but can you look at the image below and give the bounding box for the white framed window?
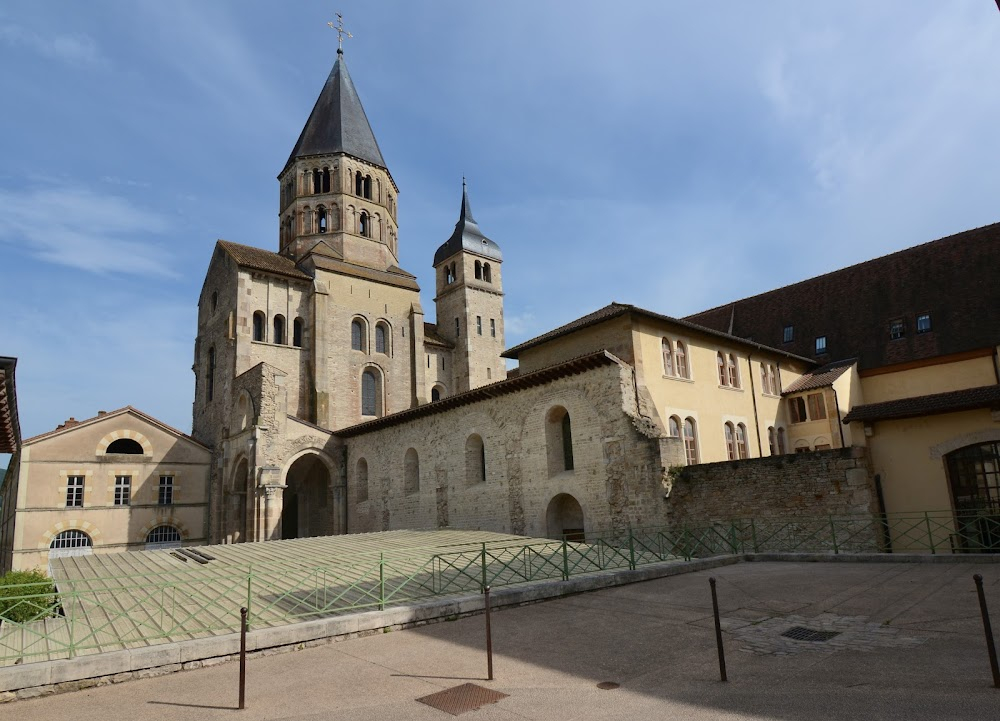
[683,418,698,465]
[145,525,182,550]
[736,423,749,459]
[675,342,689,378]
[159,476,174,506]
[725,422,736,460]
[662,338,674,376]
[66,475,84,507]
[114,475,131,506]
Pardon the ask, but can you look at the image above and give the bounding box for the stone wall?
[343,355,685,539]
[665,447,878,525]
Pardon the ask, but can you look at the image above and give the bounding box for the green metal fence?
[0,509,997,667]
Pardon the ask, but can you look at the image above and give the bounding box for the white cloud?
[0,187,176,278]
[0,23,103,65]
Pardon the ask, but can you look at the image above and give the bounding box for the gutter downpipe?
[831,386,847,449]
[747,352,764,456]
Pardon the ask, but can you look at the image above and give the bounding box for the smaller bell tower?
[433,181,506,392]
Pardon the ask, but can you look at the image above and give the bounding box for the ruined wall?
[343,357,684,539]
[665,447,878,526]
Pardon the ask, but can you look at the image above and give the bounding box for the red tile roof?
[0,357,20,454]
[217,240,312,280]
[782,359,856,395]
[502,302,813,363]
[684,222,1000,371]
[842,384,1000,424]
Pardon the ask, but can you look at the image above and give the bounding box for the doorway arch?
[282,451,334,539]
[225,458,250,543]
[546,493,585,541]
[945,440,1000,552]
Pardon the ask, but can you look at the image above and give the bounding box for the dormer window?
[889,319,905,340]
[815,336,827,354]
[916,313,932,333]
[783,325,794,343]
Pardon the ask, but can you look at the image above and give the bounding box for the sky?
[2,1,1000,447]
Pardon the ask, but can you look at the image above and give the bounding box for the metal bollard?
[484,585,494,681]
[973,574,1000,689]
[709,578,727,682]
[239,606,248,709]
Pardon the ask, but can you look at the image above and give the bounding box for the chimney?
[97,410,107,417]
[62,417,80,429]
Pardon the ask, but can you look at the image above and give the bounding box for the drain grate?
[596,681,620,690]
[781,626,841,643]
[416,683,509,716]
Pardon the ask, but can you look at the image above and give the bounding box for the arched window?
[768,426,777,455]
[253,312,265,342]
[317,207,328,233]
[304,207,313,233]
[761,364,769,394]
[293,318,303,348]
[683,418,698,465]
[146,525,181,548]
[322,167,331,193]
[777,427,787,454]
[364,175,372,199]
[404,448,420,495]
[207,346,216,401]
[312,168,321,194]
[361,368,382,417]
[725,422,736,460]
[375,323,388,354]
[662,338,674,376]
[769,365,778,394]
[675,342,688,378]
[483,263,492,283]
[465,434,486,486]
[273,314,286,345]
[545,406,574,476]
[107,438,144,455]
[355,171,364,196]
[669,415,681,438]
[50,530,92,551]
[450,263,457,283]
[946,441,1000,513]
[475,260,483,280]
[728,354,740,388]
[359,211,369,237]
[351,319,366,351]
[736,423,749,459]
[431,386,443,402]
[717,353,727,385]
[211,291,218,313]
[356,458,369,502]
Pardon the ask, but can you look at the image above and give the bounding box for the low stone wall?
[666,447,879,525]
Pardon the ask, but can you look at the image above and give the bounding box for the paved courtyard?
[11,560,1000,720]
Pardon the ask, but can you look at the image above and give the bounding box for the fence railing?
[0,510,997,667]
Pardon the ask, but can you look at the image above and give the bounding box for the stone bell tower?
[433,181,506,392]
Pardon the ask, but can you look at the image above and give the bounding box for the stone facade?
[664,447,878,526]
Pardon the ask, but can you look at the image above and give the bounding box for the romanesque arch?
[280,449,336,539]
[225,456,251,544]
[546,493,585,542]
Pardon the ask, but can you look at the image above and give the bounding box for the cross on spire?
[327,12,352,54]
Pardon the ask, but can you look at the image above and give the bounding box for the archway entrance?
[946,440,1000,552]
[546,493,585,541]
[282,454,332,539]
[225,459,250,543]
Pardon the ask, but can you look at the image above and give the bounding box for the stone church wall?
[343,358,685,538]
[664,447,878,526]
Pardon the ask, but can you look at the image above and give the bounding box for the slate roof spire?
[284,51,387,173]
[433,179,503,266]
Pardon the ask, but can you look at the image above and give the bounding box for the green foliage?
[0,569,58,624]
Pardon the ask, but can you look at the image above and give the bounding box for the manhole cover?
[781,626,841,642]
[416,683,509,716]
[597,681,620,690]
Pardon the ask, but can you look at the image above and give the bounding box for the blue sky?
[2,1,1000,446]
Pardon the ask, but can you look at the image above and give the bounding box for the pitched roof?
[502,302,814,364]
[842,385,1000,424]
[283,52,387,173]
[0,357,20,454]
[683,222,1000,371]
[23,406,210,449]
[217,240,312,281]
[338,351,622,437]
[423,322,454,348]
[433,180,502,266]
[782,358,856,395]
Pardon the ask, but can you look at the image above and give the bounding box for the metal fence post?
[238,606,248,710]
[750,518,759,554]
[829,515,839,554]
[562,539,570,581]
[925,512,936,554]
[709,578,727,682]
[973,574,1000,689]
[728,523,739,555]
[628,532,636,570]
[245,565,253,631]
[483,585,494,681]
[379,553,385,611]
[481,542,488,590]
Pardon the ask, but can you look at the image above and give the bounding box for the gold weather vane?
[328,13,352,52]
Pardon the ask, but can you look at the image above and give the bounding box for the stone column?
[259,465,286,541]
